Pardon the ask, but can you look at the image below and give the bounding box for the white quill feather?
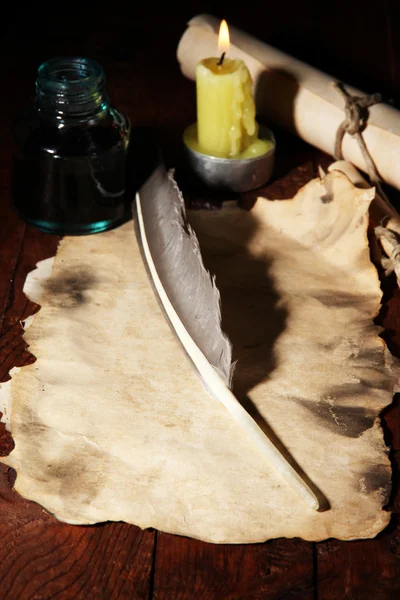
[134,160,319,510]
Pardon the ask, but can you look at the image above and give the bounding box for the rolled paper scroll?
[177,14,400,191]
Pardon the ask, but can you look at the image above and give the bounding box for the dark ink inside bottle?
[12,57,131,235]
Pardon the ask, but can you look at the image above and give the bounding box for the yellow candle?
[196,21,259,158]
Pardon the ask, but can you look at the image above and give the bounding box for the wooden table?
[1,4,400,598]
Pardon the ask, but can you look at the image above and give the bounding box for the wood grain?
[153,534,315,600]
[0,464,155,600]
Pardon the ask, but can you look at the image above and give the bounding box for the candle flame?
[218,20,230,54]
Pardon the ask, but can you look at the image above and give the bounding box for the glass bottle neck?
[35,57,109,123]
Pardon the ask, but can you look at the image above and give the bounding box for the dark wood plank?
[0,170,26,335]
[0,463,155,600]
[316,523,400,600]
[153,533,314,600]
[0,225,60,379]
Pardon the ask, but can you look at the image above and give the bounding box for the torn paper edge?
[0,257,56,431]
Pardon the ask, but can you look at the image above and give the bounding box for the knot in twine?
[333,82,389,203]
[334,82,381,143]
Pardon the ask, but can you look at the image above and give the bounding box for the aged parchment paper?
[0,171,395,543]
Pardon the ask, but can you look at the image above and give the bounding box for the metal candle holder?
[183,124,275,192]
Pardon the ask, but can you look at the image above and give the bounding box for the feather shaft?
[135,183,319,511]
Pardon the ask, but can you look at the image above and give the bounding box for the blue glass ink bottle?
[12,57,131,235]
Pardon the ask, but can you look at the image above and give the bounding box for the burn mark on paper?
[357,463,391,502]
[44,268,98,309]
[18,416,105,507]
[295,397,375,438]
[46,448,104,507]
[320,190,334,205]
[312,290,366,309]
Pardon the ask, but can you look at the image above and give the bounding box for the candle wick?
[217,52,226,66]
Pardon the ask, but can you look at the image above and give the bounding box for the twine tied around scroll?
[334,82,400,282]
[333,82,385,194]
